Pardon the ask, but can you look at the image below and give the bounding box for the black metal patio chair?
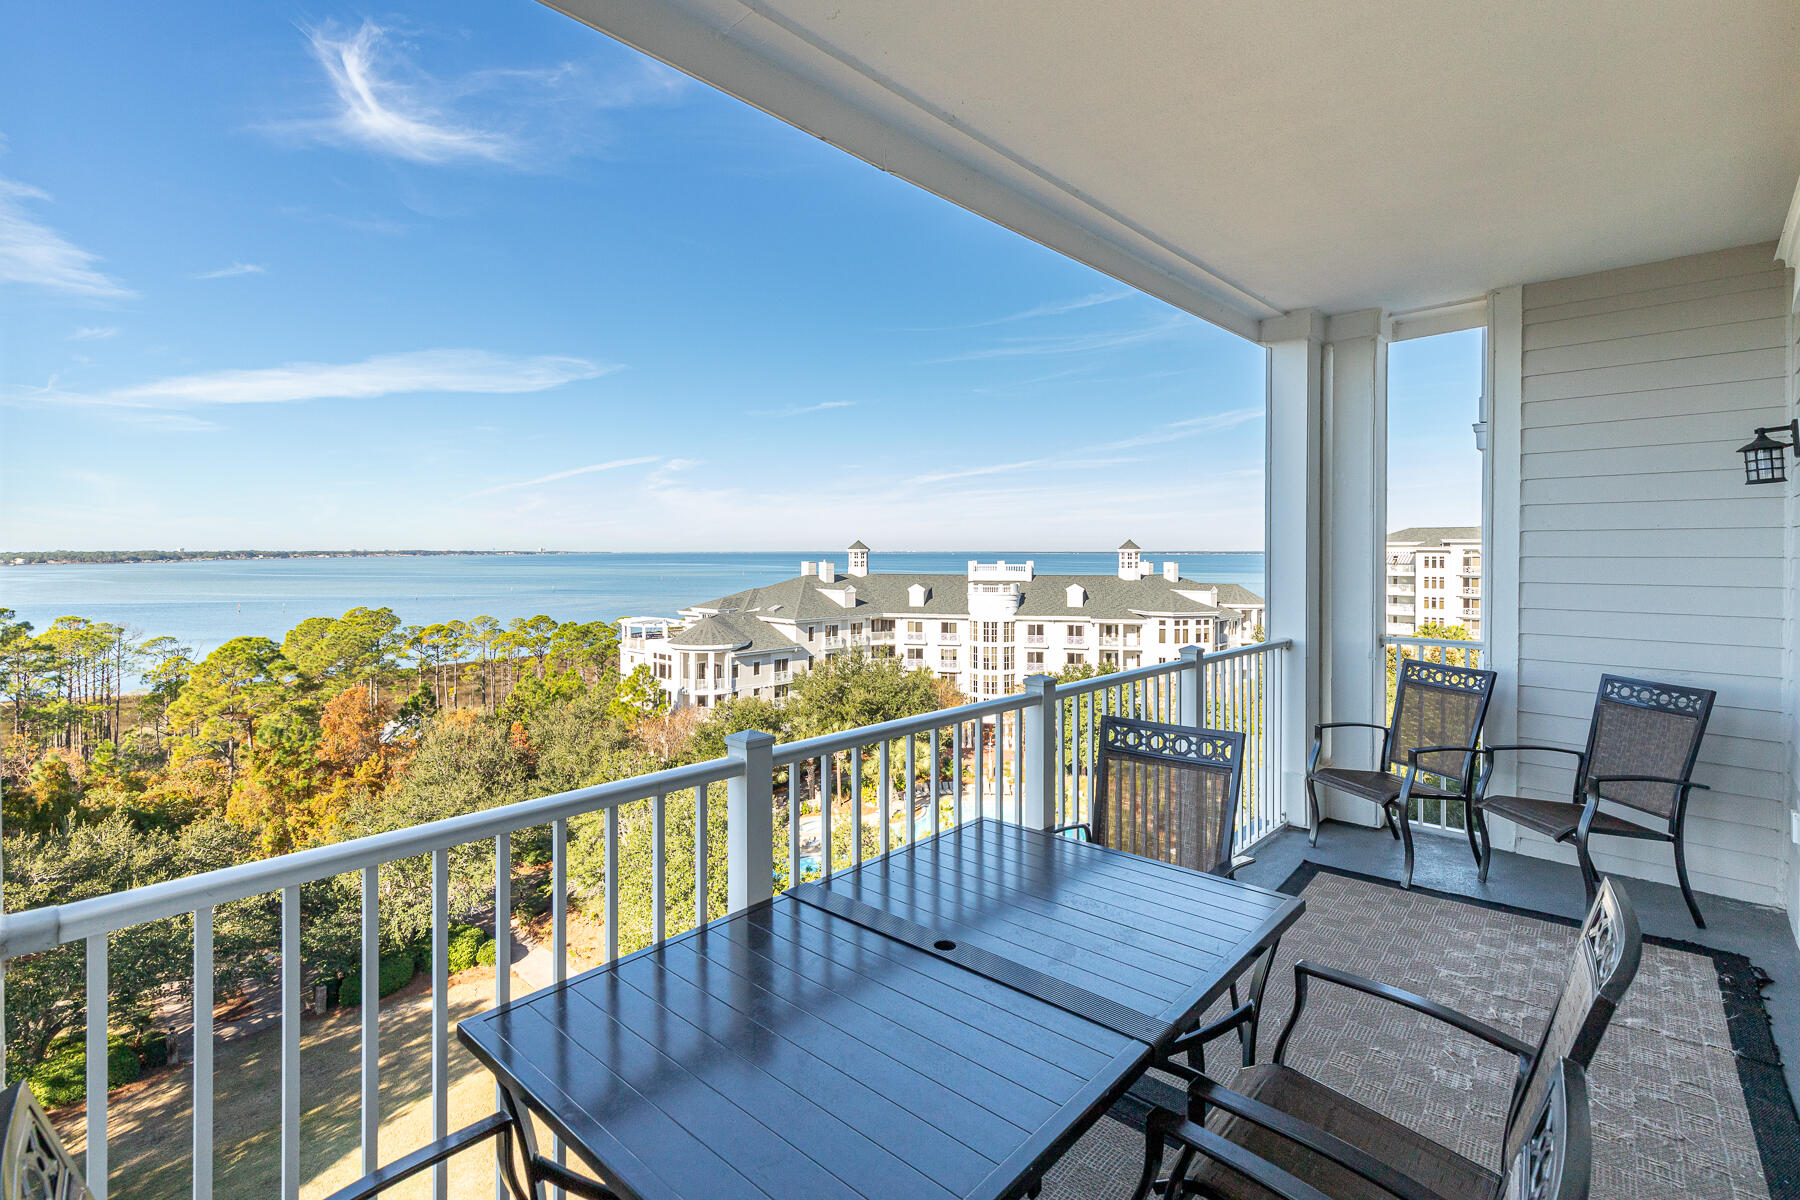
[1470,674,1716,926]
[320,1090,617,1200]
[1056,716,1271,1061]
[1127,876,1638,1200]
[1306,658,1496,889]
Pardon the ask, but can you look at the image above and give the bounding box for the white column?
[1177,645,1204,726]
[1021,674,1058,829]
[1261,309,1325,829]
[1320,309,1391,829]
[726,731,776,910]
[1484,286,1527,851]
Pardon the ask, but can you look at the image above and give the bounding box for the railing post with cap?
[1178,645,1205,727]
[726,730,776,911]
[1022,674,1057,830]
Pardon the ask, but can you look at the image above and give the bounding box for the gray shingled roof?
[688,571,1263,623]
[1118,539,1141,550]
[668,612,805,655]
[847,540,870,551]
[1387,526,1481,547]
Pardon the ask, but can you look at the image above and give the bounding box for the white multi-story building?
[620,540,1265,708]
[1384,527,1482,638]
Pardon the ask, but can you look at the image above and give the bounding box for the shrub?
[342,948,419,1008]
[447,924,486,974]
[25,1034,141,1109]
[476,939,497,967]
[378,950,417,996]
[139,1029,169,1070]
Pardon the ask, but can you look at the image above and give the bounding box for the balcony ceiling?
[541,0,1800,338]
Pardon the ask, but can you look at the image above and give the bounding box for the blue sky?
[0,3,1476,552]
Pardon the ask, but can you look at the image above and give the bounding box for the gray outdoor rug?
[1043,864,1800,1200]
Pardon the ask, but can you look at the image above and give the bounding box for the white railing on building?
[903,631,927,643]
[0,641,1290,1200]
[938,632,960,645]
[823,636,846,650]
[1065,635,1087,647]
[1024,633,1047,646]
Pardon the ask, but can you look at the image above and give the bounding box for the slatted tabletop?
[459,818,1302,1200]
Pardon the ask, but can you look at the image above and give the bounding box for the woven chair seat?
[1310,766,1454,804]
[1189,1064,1500,1200]
[1478,794,1651,841]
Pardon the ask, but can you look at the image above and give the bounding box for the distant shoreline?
[3,547,1265,567]
[1,550,568,567]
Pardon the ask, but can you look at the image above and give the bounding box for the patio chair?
[1470,674,1716,927]
[1306,658,1496,889]
[321,1093,619,1200]
[1127,876,1638,1200]
[0,1081,91,1200]
[1055,715,1270,1062]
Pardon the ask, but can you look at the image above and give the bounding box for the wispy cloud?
[67,325,119,341]
[1094,406,1262,452]
[271,20,690,168]
[14,349,611,413]
[279,206,412,236]
[195,261,266,279]
[468,456,660,497]
[751,400,854,417]
[975,290,1134,326]
[923,314,1190,364]
[0,176,134,298]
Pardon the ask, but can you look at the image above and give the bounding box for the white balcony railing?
[904,631,927,644]
[1065,634,1087,647]
[1097,635,1121,648]
[1023,633,1047,646]
[823,636,846,650]
[0,641,1290,1200]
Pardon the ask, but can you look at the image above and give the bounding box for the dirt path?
[56,925,607,1200]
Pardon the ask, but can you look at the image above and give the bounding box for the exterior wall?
[1385,539,1482,637]
[623,583,1256,707]
[1502,242,1795,907]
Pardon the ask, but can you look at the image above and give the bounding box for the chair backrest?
[1093,716,1244,876]
[1582,675,1716,821]
[1386,658,1497,783]
[1501,878,1640,1177]
[0,1082,92,1199]
[1494,1059,1592,1200]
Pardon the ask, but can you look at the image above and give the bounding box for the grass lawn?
[55,957,608,1199]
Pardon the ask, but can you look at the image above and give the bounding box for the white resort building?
[1384,526,1482,639]
[620,541,1265,708]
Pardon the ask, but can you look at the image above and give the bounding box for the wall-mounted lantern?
[1738,419,1800,486]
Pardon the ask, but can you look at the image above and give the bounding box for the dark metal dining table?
[459,817,1304,1200]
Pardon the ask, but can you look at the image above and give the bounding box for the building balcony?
[1024,633,1047,646]
[937,633,961,645]
[1064,635,1087,647]
[822,636,846,650]
[1098,635,1121,648]
[938,657,959,670]
[904,631,927,644]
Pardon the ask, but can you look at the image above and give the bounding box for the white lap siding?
[1506,242,1794,906]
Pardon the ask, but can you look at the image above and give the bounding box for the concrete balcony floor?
[1235,819,1800,1095]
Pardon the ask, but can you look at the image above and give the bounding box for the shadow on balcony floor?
[1238,820,1800,1097]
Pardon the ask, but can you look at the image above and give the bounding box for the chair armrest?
[323,1113,518,1200]
[1272,961,1533,1072]
[1404,743,1478,765]
[1142,1109,1337,1200]
[1050,822,1092,840]
[1586,775,1708,791]
[1478,743,1586,764]
[1228,852,1255,878]
[1178,1077,1454,1200]
[1161,1001,1256,1065]
[1309,722,1388,776]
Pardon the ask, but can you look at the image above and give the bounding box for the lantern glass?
[1738,430,1789,485]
